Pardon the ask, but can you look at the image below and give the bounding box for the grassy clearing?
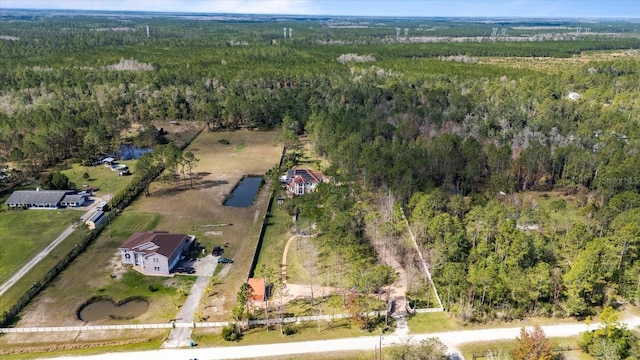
[1,334,166,359]
[407,312,462,333]
[479,50,633,74]
[458,335,590,360]
[192,318,378,347]
[0,209,83,284]
[0,223,90,316]
[257,350,373,360]
[254,193,294,275]
[61,160,138,196]
[408,311,585,334]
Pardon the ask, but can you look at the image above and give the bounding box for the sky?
[2,0,640,18]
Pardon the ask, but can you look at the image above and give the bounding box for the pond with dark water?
[224,176,263,207]
[78,298,149,322]
[119,144,153,160]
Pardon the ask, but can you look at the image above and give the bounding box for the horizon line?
[2,7,639,20]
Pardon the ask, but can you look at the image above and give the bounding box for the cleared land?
[0,157,141,315]
[0,209,83,284]
[2,129,281,350]
[127,130,283,321]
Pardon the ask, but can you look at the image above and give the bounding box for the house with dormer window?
[119,231,195,275]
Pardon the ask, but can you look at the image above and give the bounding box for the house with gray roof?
[5,190,74,209]
[60,194,88,208]
[119,231,195,275]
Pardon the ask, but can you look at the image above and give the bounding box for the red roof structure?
[247,278,266,301]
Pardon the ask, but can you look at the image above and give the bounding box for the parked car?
[176,266,196,274]
[218,257,233,264]
[212,246,223,256]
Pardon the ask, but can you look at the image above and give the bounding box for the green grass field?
[61,160,139,196]
[192,318,378,347]
[407,311,584,334]
[0,209,83,284]
[0,157,142,317]
[458,335,591,360]
[254,196,296,277]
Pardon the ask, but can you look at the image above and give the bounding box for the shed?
[247,278,266,301]
[86,210,106,230]
[101,157,115,166]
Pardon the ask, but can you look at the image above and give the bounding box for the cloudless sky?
[2,0,640,18]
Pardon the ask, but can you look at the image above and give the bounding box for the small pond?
[119,144,153,160]
[224,176,263,207]
[78,298,149,322]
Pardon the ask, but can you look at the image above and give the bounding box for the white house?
[5,190,74,209]
[119,231,195,276]
[281,169,326,196]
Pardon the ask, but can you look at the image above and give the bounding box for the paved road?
[162,255,219,348]
[0,196,107,297]
[42,316,640,360]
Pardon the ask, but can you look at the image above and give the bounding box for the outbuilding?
[85,210,106,230]
[5,189,73,209]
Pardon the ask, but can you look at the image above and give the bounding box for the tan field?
[3,129,282,349]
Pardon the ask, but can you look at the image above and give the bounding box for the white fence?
[0,312,376,333]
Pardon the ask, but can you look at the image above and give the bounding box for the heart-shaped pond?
[77,297,149,322]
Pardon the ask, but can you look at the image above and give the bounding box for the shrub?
[218,138,230,145]
[147,284,160,292]
[284,324,298,336]
[222,323,241,341]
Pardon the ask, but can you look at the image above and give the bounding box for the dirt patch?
[108,251,127,280]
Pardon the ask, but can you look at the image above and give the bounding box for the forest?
[1,10,640,323]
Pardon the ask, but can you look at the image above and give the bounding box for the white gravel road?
[43,316,640,360]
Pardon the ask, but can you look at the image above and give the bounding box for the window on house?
[153,258,159,262]
[154,266,160,271]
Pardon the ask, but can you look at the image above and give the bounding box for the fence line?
[0,311,375,333]
[400,207,444,312]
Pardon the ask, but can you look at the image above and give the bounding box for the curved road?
[42,316,640,360]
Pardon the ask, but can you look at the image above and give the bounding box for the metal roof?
[87,211,105,223]
[5,190,72,206]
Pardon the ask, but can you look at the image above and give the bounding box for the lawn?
[254,193,294,278]
[191,318,379,346]
[61,160,139,196]
[0,156,140,309]
[407,311,585,334]
[0,209,83,284]
[458,335,591,360]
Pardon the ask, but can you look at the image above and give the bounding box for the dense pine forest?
[1,10,640,322]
